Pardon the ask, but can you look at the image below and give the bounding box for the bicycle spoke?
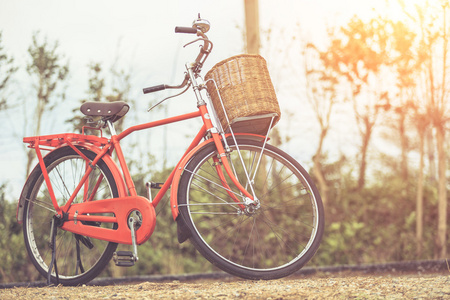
[27,197,56,213]
[54,166,72,203]
[179,202,245,207]
[259,212,312,249]
[241,216,257,266]
[203,160,225,183]
[258,170,296,201]
[185,168,245,199]
[208,215,253,251]
[190,211,240,215]
[190,180,239,207]
[198,160,232,190]
[260,191,310,210]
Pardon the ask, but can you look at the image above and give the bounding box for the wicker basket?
[205,54,280,135]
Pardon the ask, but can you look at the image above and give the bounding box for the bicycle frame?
[18,100,265,245]
[17,22,264,247]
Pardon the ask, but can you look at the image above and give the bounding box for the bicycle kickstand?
[47,216,60,286]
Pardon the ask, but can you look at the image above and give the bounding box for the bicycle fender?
[170,133,266,220]
[16,144,127,224]
[17,170,39,223]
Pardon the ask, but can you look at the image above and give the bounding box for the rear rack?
[23,133,110,150]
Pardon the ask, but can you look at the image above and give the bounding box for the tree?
[322,16,391,191]
[303,38,341,206]
[387,16,431,257]
[389,20,419,182]
[413,111,429,256]
[25,32,69,175]
[425,1,450,259]
[0,31,17,110]
[396,0,449,258]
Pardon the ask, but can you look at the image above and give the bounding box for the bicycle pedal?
[113,251,136,267]
[150,182,164,189]
[146,182,163,202]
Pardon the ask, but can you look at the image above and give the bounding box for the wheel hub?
[243,197,261,216]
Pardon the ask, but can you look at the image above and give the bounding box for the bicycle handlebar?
[175,26,197,34]
[143,18,213,95]
[143,74,191,95]
[143,84,166,94]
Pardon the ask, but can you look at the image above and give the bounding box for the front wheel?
[178,138,324,280]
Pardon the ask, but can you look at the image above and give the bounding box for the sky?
[0,0,388,198]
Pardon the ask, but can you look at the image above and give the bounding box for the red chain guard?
[61,196,156,245]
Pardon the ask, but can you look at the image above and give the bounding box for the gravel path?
[1,273,449,299]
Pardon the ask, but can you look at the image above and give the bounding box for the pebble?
[0,274,449,299]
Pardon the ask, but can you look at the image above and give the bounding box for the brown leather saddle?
[80,101,130,123]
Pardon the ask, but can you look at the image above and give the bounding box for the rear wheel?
[22,146,118,286]
[178,139,324,280]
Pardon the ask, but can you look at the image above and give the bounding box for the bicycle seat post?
[106,120,117,136]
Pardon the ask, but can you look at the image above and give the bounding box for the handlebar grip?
[143,84,166,94]
[175,26,197,34]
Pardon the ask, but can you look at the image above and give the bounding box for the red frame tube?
[117,111,201,141]
[34,138,61,215]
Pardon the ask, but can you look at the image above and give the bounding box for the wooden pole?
[244,0,260,54]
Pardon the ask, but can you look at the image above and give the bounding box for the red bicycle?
[17,16,324,286]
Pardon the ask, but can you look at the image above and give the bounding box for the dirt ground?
[1,273,449,299]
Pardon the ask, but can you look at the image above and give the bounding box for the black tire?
[22,146,119,286]
[178,138,324,280]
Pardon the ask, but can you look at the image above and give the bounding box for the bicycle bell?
[193,13,210,33]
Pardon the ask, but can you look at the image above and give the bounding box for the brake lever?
[147,83,191,112]
[183,38,213,50]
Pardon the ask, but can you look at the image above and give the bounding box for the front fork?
[198,108,260,211]
[186,62,261,208]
